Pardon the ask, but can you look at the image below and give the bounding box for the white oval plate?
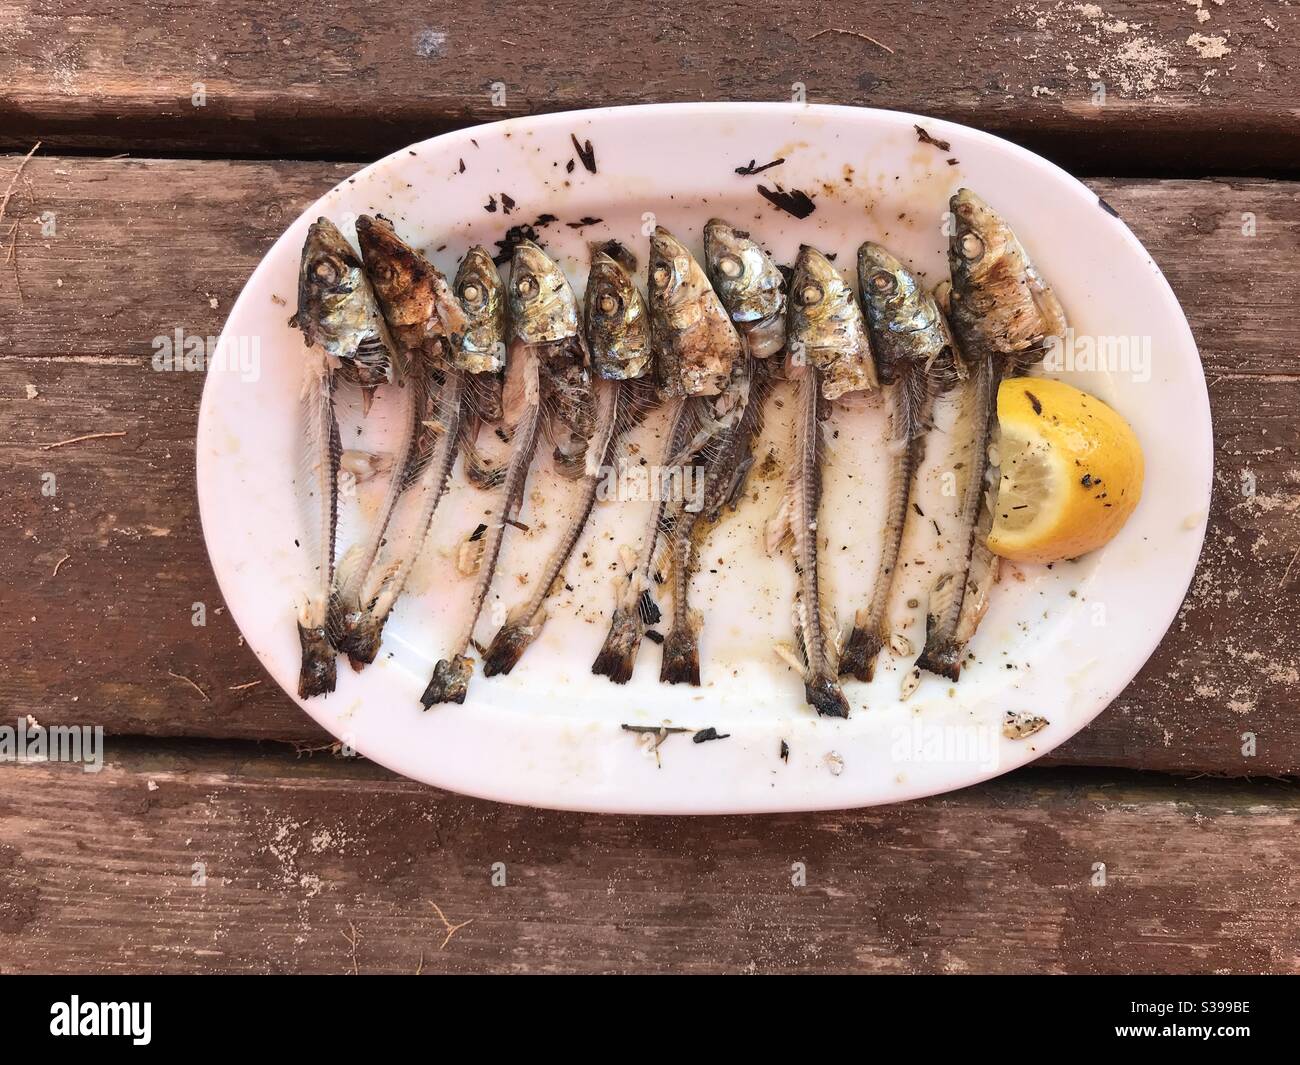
[198,103,1211,814]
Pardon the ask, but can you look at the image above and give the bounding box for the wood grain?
[1,158,1297,774]
[0,2,1296,172]
[0,743,1295,974]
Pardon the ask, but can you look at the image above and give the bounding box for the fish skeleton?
[481,250,656,676]
[916,188,1067,680]
[594,227,746,684]
[288,217,396,697]
[659,352,761,686]
[333,215,463,665]
[452,246,510,490]
[762,244,877,716]
[421,240,587,706]
[590,397,696,684]
[840,241,964,682]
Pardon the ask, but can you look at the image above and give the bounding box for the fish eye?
[718,254,743,279]
[959,233,984,261]
[516,274,538,298]
[460,282,482,304]
[869,270,896,294]
[597,293,619,315]
[313,259,340,284]
[651,263,671,290]
[798,281,823,306]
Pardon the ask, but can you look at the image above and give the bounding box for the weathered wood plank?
[0,2,1296,172]
[0,158,1297,774]
[0,745,1295,974]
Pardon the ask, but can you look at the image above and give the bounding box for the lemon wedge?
[988,378,1144,564]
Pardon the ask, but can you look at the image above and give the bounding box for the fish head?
[647,227,699,326]
[454,245,507,371]
[509,240,580,345]
[703,219,786,337]
[788,245,864,357]
[858,242,956,385]
[948,188,1060,367]
[356,214,464,341]
[649,227,742,396]
[947,188,1025,295]
[585,251,651,380]
[292,217,395,383]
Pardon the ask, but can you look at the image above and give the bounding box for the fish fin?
[336,609,388,669]
[659,616,701,686]
[839,624,884,682]
[297,620,337,699]
[805,673,850,718]
[459,405,508,489]
[764,487,796,556]
[591,607,644,684]
[482,608,542,677]
[916,630,964,682]
[773,643,805,673]
[821,603,843,669]
[1025,259,1068,339]
[332,543,367,609]
[420,654,474,707]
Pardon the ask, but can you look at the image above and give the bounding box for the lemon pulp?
[987,378,1144,564]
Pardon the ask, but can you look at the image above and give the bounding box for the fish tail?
[659,623,701,686]
[420,654,474,707]
[839,623,885,682]
[916,622,965,682]
[591,608,644,684]
[481,616,537,677]
[805,671,850,718]
[297,621,337,699]
[336,609,387,669]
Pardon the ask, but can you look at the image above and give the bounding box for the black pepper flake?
[645,629,664,644]
[565,158,575,173]
[757,184,816,219]
[484,195,498,213]
[468,523,487,542]
[735,157,785,176]
[457,158,466,173]
[1025,390,1043,415]
[693,727,730,744]
[501,192,516,214]
[534,212,558,225]
[779,740,790,762]
[912,502,925,517]
[1081,474,1094,487]
[570,133,597,173]
[565,216,603,229]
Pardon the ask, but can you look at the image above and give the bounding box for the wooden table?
[1,1,1297,974]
